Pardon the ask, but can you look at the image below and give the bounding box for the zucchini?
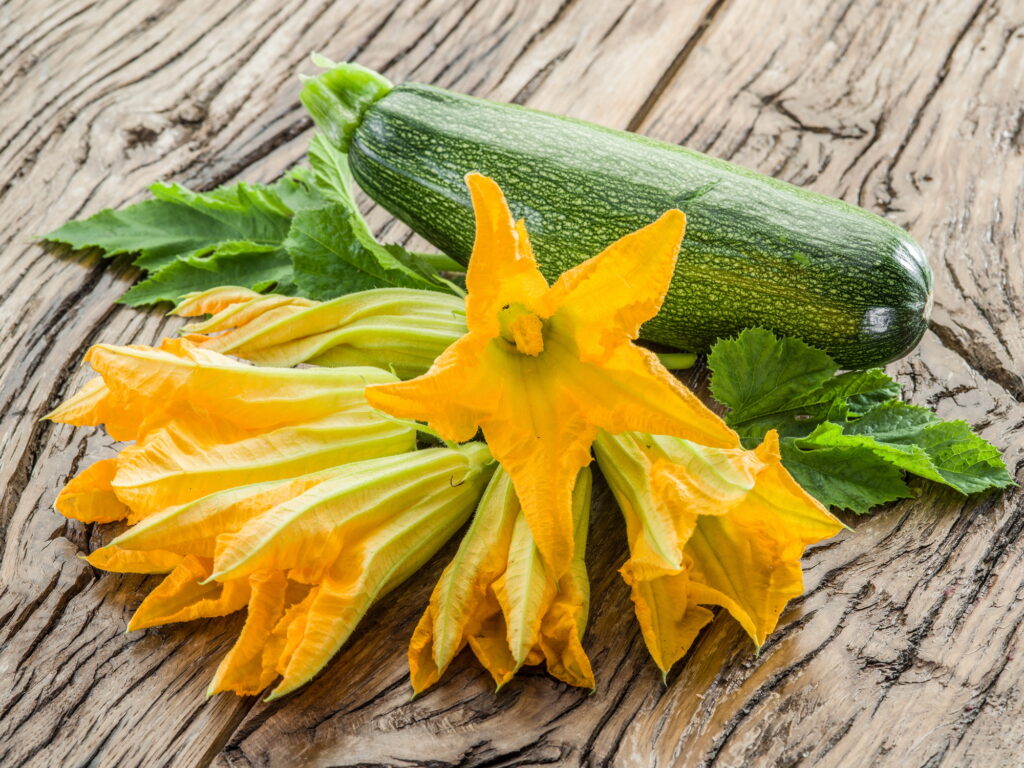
[302,62,933,369]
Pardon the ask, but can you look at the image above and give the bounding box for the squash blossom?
[410,466,594,693]
[366,173,739,580]
[173,285,466,379]
[86,444,493,699]
[594,430,843,675]
[47,338,414,524]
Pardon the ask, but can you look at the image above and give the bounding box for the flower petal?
[172,286,275,319]
[55,458,129,524]
[111,470,343,558]
[466,609,517,689]
[365,333,494,444]
[594,431,691,577]
[208,572,310,696]
[409,468,520,693]
[86,545,182,574]
[112,407,414,519]
[538,467,594,688]
[128,556,250,631]
[560,342,739,450]
[267,451,489,698]
[621,564,715,675]
[493,512,556,670]
[678,432,843,645]
[69,341,397,439]
[542,209,685,363]
[463,173,549,336]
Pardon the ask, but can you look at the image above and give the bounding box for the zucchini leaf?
[708,329,1014,514]
[289,135,448,299]
[43,170,320,304]
[42,136,456,306]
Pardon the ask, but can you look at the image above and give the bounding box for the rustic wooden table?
[2,0,1022,766]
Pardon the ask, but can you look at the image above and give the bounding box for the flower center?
[498,303,544,356]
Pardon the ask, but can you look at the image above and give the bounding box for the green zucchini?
[302,62,933,369]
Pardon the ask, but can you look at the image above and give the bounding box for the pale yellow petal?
[409,468,520,693]
[493,512,556,669]
[86,545,182,574]
[594,431,691,578]
[209,571,298,696]
[128,556,250,631]
[111,470,340,559]
[111,408,414,519]
[267,451,488,699]
[55,458,130,524]
[81,341,397,437]
[172,286,266,318]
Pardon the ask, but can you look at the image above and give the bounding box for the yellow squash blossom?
[47,339,412,524]
[410,466,593,693]
[173,286,466,379]
[594,429,844,675]
[87,444,493,698]
[366,174,739,580]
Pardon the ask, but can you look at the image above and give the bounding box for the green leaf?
[708,327,1014,513]
[708,328,836,426]
[287,206,441,299]
[42,131,455,306]
[307,133,356,206]
[44,168,322,305]
[290,135,449,299]
[796,422,949,487]
[268,167,325,212]
[913,421,1015,494]
[709,329,898,441]
[842,400,939,441]
[779,439,912,514]
[120,242,292,306]
[139,181,293,270]
[44,198,240,272]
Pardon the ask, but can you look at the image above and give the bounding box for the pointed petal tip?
[754,429,782,462]
[659,207,687,231]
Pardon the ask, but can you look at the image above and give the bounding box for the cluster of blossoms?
[49,174,841,697]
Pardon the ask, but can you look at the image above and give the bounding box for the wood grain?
[1,0,1021,766]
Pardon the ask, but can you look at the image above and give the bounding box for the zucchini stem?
[416,251,465,272]
[656,352,698,370]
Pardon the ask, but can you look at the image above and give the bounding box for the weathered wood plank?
[0,1,732,766]
[214,0,1024,766]
[2,0,1021,765]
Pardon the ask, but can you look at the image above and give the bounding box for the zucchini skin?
[349,84,933,368]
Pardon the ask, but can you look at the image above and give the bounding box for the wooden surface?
[1,0,1022,765]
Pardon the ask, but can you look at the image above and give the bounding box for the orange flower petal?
[111,407,414,519]
[368,174,739,581]
[621,563,715,675]
[128,556,250,631]
[55,458,129,524]
[541,209,685,364]
[86,545,182,574]
[209,571,294,696]
[463,173,548,336]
